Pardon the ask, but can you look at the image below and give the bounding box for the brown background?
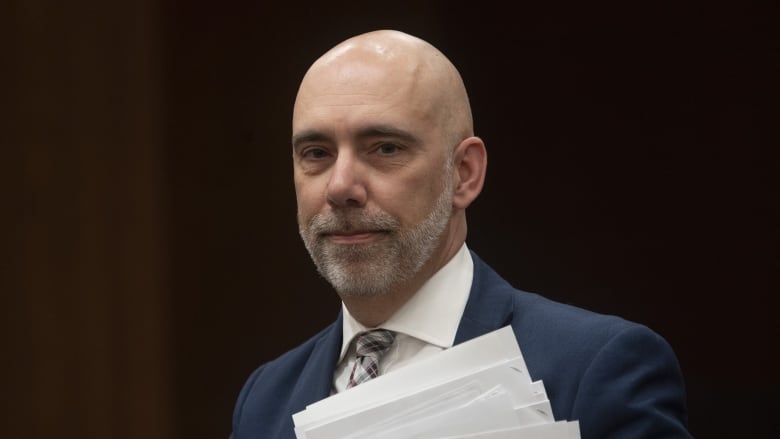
[3,1,777,438]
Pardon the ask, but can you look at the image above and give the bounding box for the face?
[293,57,456,297]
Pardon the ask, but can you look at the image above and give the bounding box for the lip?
[325,231,387,244]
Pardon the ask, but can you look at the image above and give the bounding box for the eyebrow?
[292,130,329,149]
[355,125,420,145]
[292,124,421,149]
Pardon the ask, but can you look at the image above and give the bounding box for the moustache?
[307,210,400,235]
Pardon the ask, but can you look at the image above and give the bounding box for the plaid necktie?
[347,329,395,388]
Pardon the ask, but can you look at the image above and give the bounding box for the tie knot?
[355,329,395,358]
[347,329,395,388]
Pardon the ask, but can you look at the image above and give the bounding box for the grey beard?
[299,171,453,298]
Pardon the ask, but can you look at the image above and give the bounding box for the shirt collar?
[338,243,474,362]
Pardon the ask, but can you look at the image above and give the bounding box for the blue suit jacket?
[231,252,691,438]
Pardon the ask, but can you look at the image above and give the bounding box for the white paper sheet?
[437,420,580,439]
[355,386,520,439]
[292,325,581,439]
[294,326,524,429]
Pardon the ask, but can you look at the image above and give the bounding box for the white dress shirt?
[332,243,474,393]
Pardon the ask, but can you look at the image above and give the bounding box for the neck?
[342,293,413,328]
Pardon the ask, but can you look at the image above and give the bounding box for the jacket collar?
[454,251,515,345]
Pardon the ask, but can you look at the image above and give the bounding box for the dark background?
[3,1,777,438]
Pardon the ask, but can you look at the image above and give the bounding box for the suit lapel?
[454,251,515,345]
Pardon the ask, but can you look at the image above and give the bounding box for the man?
[231,30,691,438]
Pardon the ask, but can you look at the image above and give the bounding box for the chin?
[322,263,411,299]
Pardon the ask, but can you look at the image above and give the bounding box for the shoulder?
[231,321,342,439]
[469,250,639,349]
[254,322,338,376]
[469,250,658,351]
[237,320,340,396]
[511,287,642,358]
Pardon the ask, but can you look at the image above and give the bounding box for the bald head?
[294,30,473,148]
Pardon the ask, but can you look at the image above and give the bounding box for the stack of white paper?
[293,326,580,438]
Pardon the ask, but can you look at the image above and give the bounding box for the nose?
[326,151,367,208]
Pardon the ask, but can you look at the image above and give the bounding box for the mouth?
[322,230,389,244]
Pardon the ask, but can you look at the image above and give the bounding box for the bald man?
[230,30,691,439]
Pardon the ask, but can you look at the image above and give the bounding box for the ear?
[451,136,487,210]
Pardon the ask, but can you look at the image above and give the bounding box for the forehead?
[293,58,439,134]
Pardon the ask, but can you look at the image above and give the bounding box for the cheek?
[294,177,328,218]
[373,173,442,222]
[295,190,319,218]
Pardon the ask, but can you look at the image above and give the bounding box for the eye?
[302,147,330,160]
[376,143,401,155]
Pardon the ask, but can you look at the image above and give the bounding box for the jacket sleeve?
[571,325,693,438]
